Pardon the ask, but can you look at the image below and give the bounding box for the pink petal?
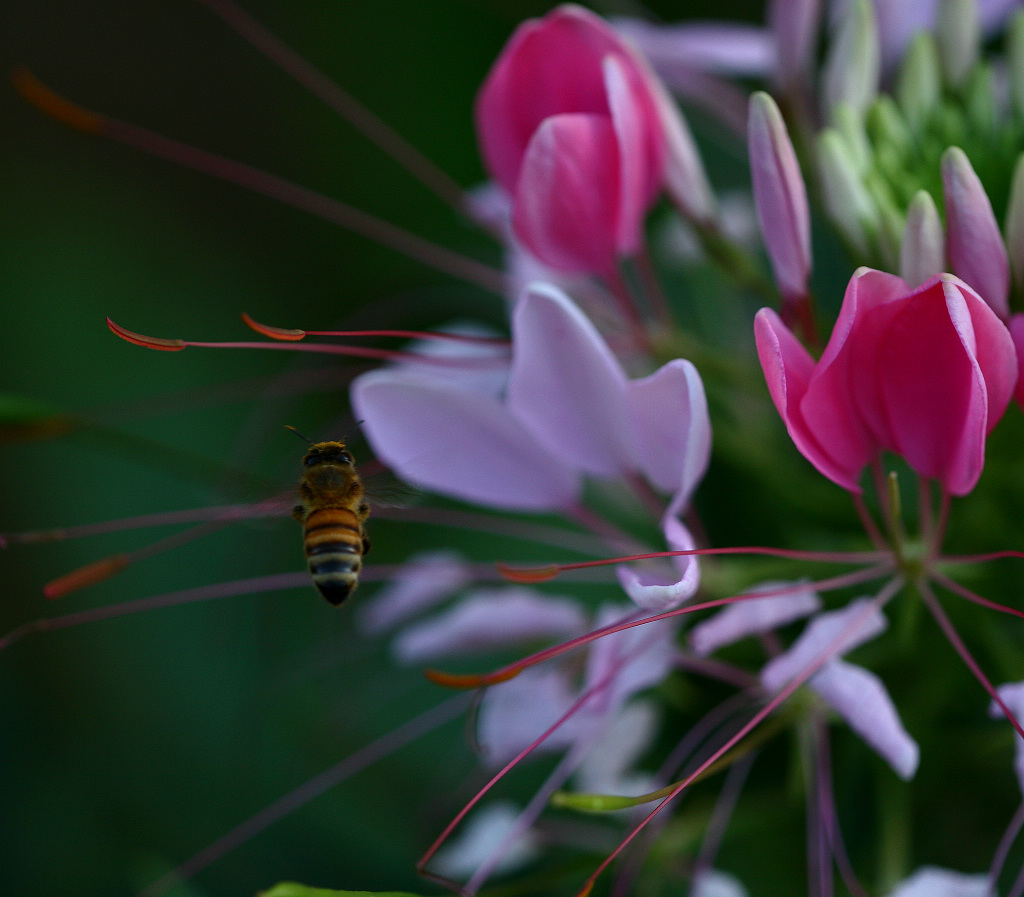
[604,54,661,255]
[507,283,632,477]
[356,550,472,635]
[511,113,621,274]
[748,92,811,300]
[352,368,579,511]
[689,580,821,657]
[810,659,919,779]
[761,598,887,693]
[943,146,1010,318]
[475,5,628,194]
[392,588,587,663]
[1010,314,1024,408]
[627,358,711,497]
[755,307,871,491]
[871,276,1014,494]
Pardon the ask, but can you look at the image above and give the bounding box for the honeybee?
[292,437,371,605]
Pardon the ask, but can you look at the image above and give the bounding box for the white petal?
[506,283,633,477]
[761,598,887,692]
[431,801,539,879]
[352,368,579,511]
[477,667,582,766]
[356,550,471,635]
[627,358,711,497]
[811,659,919,779]
[573,700,660,797]
[885,866,990,897]
[616,515,699,611]
[690,580,821,656]
[692,868,751,897]
[392,588,586,663]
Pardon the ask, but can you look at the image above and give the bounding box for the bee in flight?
[290,429,371,605]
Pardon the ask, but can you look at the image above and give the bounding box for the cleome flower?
[755,267,1017,496]
[475,3,713,279]
[352,281,711,611]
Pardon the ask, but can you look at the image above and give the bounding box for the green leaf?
[259,884,428,897]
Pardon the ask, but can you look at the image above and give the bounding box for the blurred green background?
[0,3,760,896]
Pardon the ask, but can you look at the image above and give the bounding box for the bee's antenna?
[285,425,313,444]
[339,420,365,443]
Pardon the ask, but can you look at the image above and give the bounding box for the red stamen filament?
[426,564,896,689]
[107,318,509,368]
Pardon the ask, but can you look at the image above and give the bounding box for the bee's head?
[303,441,353,467]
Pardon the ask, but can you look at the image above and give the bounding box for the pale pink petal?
[884,866,989,897]
[627,358,711,497]
[356,550,472,635]
[613,18,776,76]
[690,580,821,656]
[477,667,581,765]
[761,598,887,693]
[769,0,821,90]
[616,515,699,611]
[943,146,1010,318]
[431,801,540,879]
[392,589,586,663]
[748,92,811,300]
[604,54,662,254]
[810,659,919,779]
[507,283,632,477]
[654,81,717,223]
[352,368,579,511]
[512,113,621,275]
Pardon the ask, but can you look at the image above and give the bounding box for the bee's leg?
[357,502,370,521]
[291,504,306,522]
[361,535,371,557]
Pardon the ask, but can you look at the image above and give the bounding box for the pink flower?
[756,268,1017,495]
[475,4,667,276]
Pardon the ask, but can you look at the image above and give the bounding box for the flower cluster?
[9,2,1024,897]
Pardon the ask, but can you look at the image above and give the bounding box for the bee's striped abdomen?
[303,506,364,606]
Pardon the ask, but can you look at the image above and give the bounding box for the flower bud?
[748,91,811,300]
[896,33,942,128]
[900,190,945,287]
[942,146,1010,318]
[938,0,981,90]
[817,128,879,258]
[821,0,880,119]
